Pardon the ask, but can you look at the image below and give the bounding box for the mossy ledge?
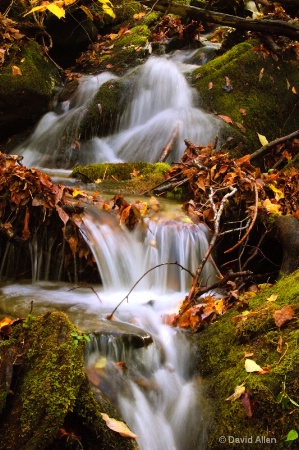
[192,269,299,449]
[71,162,171,194]
[0,311,139,450]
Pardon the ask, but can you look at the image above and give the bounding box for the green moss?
[192,269,299,449]
[192,40,299,154]
[71,162,170,181]
[0,41,60,97]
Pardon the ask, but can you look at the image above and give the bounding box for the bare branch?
[250,129,299,161]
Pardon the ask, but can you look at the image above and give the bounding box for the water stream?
[2,50,221,449]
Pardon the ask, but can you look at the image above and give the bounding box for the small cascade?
[16,54,221,169]
[81,207,216,292]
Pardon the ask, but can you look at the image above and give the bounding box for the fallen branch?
[143,1,299,39]
[250,129,299,161]
[158,121,181,162]
[107,261,194,319]
[196,270,253,297]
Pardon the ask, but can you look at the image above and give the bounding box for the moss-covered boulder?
[0,41,62,144]
[71,161,171,194]
[0,311,139,450]
[192,40,299,154]
[193,270,299,449]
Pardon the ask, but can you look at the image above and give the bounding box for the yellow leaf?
[72,189,83,197]
[268,183,284,199]
[80,5,94,20]
[100,413,139,438]
[47,3,65,19]
[245,358,263,373]
[98,0,116,19]
[64,0,77,5]
[257,132,268,146]
[267,294,278,302]
[24,5,47,16]
[292,86,297,94]
[94,178,102,184]
[133,12,146,19]
[226,384,246,401]
[261,199,281,214]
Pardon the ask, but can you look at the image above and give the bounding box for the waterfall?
[80,207,215,450]
[6,50,221,448]
[16,54,221,168]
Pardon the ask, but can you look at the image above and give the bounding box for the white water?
[16,54,221,168]
[5,51,221,448]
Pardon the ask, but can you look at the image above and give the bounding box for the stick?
[107,261,194,319]
[250,129,299,161]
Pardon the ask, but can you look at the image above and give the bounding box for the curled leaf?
[226,384,246,401]
[273,306,295,328]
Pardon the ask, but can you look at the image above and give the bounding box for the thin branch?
[241,229,270,270]
[196,270,253,297]
[224,183,259,254]
[107,261,194,319]
[187,185,237,303]
[69,285,102,303]
[250,129,299,161]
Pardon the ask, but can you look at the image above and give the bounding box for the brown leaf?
[22,207,30,240]
[273,305,295,327]
[12,65,22,76]
[241,390,253,418]
[208,81,213,89]
[277,335,283,353]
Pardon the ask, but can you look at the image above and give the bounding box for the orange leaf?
[12,65,22,76]
[273,305,295,327]
[218,115,233,124]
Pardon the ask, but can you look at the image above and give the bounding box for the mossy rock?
[71,162,170,194]
[192,40,299,156]
[0,312,139,450]
[0,41,62,143]
[192,270,299,449]
[79,78,125,139]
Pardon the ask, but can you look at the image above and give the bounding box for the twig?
[242,229,270,270]
[187,185,237,303]
[68,285,102,303]
[276,342,289,366]
[196,270,253,297]
[224,183,258,254]
[250,129,299,161]
[107,261,194,319]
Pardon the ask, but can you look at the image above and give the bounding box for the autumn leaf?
[12,65,22,76]
[259,67,264,81]
[208,81,213,89]
[245,358,263,373]
[133,12,146,19]
[47,3,65,19]
[226,384,246,401]
[100,413,138,438]
[273,305,295,328]
[292,86,297,94]
[267,294,278,302]
[261,199,281,214]
[98,0,116,19]
[257,132,268,146]
[218,115,233,124]
[80,5,94,20]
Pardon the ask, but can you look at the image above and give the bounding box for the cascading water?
[4,50,221,449]
[16,53,221,168]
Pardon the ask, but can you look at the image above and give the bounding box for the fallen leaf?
[267,294,278,302]
[241,390,253,418]
[208,81,213,89]
[259,67,264,81]
[273,305,295,328]
[235,122,246,133]
[226,384,246,401]
[292,86,297,94]
[239,108,247,115]
[12,65,22,76]
[218,115,233,124]
[261,199,281,214]
[257,132,268,146]
[133,12,146,19]
[100,413,138,438]
[245,358,263,373]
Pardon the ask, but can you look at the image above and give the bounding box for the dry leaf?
[259,67,264,81]
[239,108,247,115]
[12,65,22,76]
[277,335,283,353]
[292,86,297,94]
[267,294,278,302]
[245,358,263,373]
[100,413,139,438]
[241,390,253,418]
[218,115,233,124]
[257,132,268,146]
[273,305,295,328]
[226,384,246,401]
[208,81,213,89]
